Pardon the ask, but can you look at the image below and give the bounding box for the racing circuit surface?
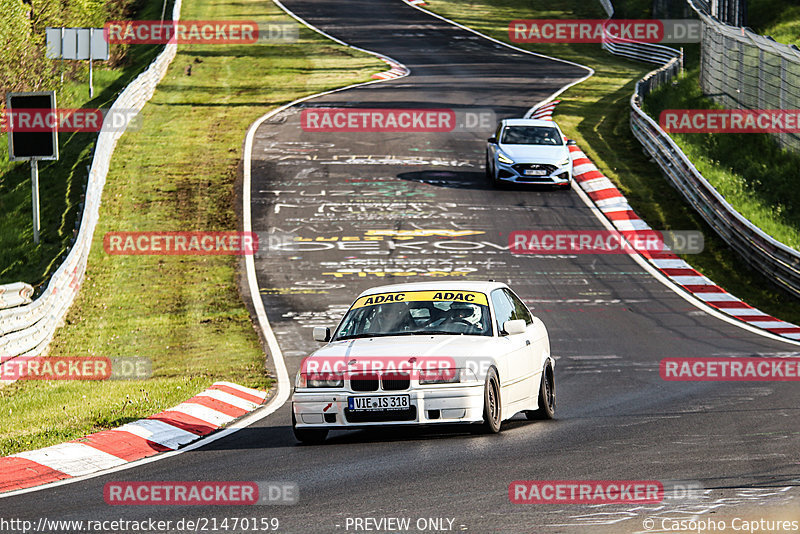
[2,0,799,532]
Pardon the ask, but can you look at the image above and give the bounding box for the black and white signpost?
[6,91,59,244]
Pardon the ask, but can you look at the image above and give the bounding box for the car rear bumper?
[292,384,485,429]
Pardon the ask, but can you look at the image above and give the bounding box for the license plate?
[348,395,410,411]
[524,169,548,176]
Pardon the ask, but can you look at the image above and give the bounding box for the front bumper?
[495,160,572,185]
[292,384,485,429]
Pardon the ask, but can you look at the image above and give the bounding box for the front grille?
[350,373,379,392]
[381,373,410,391]
[516,176,554,183]
[344,406,417,423]
[512,163,557,175]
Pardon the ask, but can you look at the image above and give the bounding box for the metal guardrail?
[597,0,614,17]
[605,3,800,298]
[591,0,800,297]
[0,0,183,361]
[0,283,33,310]
[630,81,800,298]
[631,94,800,297]
[601,25,683,65]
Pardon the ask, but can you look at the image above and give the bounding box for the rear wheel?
[526,364,555,420]
[292,412,328,444]
[474,367,502,433]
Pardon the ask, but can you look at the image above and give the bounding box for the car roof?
[356,280,508,298]
[501,118,560,128]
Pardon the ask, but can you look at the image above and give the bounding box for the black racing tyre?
[292,412,328,444]
[474,367,502,433]
[526,363,555,420]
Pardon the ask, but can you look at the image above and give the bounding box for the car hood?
[307,335,500,363]
[498,144,569,164]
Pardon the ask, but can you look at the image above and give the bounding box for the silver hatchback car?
[486,118,575,189]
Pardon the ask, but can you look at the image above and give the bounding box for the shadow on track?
[397,170,572,192]
[201,415,555,450]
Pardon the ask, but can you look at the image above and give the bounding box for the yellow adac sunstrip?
[352,290,489,308]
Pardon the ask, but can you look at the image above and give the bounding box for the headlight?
[418,368,477,385]
[558,157,570,167]
[497,152,514,165]
[296,372,343,388]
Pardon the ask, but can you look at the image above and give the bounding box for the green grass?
[0,0,167,289]
[423,0,800,324]
[0,0,384,456]
[748,0,800,45]
[644,68,800,250]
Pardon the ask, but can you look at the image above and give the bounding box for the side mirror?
[503,319,526,335]
[487,136,496,144]
[566,139,577,146]
[312,326,331,342]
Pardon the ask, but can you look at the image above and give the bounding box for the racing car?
[291,281,555,443]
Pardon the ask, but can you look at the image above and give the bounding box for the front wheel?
[526,364,555,420]
[292,412,328,444]
[474,367,502,433]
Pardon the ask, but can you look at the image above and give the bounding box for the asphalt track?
[2,1,799,533]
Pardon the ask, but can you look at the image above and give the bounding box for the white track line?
[0,0,413,500]
[570,183,800,347]
[7,0,793,500]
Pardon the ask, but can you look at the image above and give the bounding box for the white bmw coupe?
[291,281,555,443]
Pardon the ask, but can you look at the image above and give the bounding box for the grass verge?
[0,0,384,456]
[644,67,800,250]
[422,0,800,324]
[748,0,800,45]
[0,2,167,288]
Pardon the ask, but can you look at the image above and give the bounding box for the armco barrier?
[0,283,33,310]
[0,1,183,362]
[630,87,800,298]
[596,0,800,298]
[602,26,683,65]
[606,13,800,298]
[597,0,683,65]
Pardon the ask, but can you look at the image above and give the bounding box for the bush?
[0,0,138,103]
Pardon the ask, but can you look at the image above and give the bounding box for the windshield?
[501,125,562,145]
[333,290,493,339]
